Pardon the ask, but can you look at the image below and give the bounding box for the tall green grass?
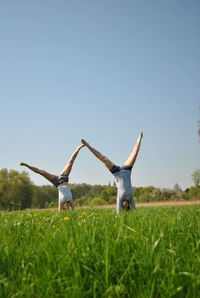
[0,206,199,297]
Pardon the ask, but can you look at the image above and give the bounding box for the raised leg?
[81,139,115,170]
[20,162,57,183]
[123,133,143,167]
[59,144,85,176]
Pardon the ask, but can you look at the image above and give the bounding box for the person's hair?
[122,200,130,210]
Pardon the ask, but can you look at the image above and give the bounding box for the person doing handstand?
[20,144,85,211]
[81,133,143,213]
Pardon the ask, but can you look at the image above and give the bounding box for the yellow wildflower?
[63,217,70,221]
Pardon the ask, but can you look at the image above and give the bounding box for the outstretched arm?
[59,144,85,176]
[123,132,143,167]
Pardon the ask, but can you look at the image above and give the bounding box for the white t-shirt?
[112,169,133,197]
[111,166,135,213]
[58,185,73,203]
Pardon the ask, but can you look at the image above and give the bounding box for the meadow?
[0,206,199,298]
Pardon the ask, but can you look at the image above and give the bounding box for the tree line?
[0,168,200,211]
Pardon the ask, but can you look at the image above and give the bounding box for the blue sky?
[0,0,199,190]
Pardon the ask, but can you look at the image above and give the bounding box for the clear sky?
[0,0,199,190]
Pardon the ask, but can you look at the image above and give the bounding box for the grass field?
[0,206,199,298]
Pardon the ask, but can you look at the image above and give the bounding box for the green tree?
[0,169,32,210]
[32,185,57,208]
[173,183,182,192]
[191,169,200,187]
[0,169,10,209]
[188,186,200,200]
[71,183,93,199]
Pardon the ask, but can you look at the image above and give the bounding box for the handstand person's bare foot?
[81,139,89,146]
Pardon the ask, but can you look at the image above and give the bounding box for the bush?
[47,200,57,208]
[108,196,116,204]
[137,193,152,203]
[88,197,107,206]
[182,192,190,201]
[188,186,200,200]
[74,196,90,206]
